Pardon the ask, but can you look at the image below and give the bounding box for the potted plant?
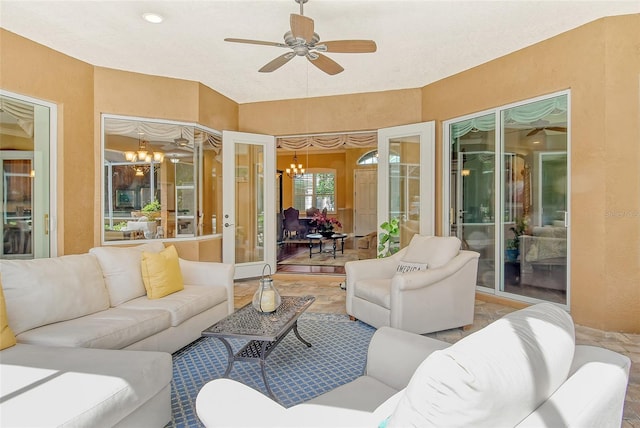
[377,217,400,258]
[506,216,527,261]
[141,199,161,220]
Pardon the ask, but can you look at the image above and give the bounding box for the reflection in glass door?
[1,157,33,258]
[0,93,52,259]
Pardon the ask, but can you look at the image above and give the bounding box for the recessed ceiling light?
[142,12,164,24]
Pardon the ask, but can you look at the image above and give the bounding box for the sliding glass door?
[445,92,569,306]
[0,92,54,259]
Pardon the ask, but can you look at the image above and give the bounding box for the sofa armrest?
[516,345,631,428]
[179,259,235,314]
[365,327,451,391]
[196,379,379,427]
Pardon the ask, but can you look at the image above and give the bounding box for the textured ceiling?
[1,1,638,104]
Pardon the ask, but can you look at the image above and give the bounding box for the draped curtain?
[451,96,568,140]
[277,132,377,150]
[103,120,221,151]
[1,97,35,138]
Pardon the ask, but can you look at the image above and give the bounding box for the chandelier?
[286,152,305,179]
[124,134,164,164]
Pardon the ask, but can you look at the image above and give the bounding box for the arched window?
[357,149,401,165]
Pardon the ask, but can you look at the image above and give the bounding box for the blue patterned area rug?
[169,313,376,427]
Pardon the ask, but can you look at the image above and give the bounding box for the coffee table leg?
[293,321,312,347]
[308,239,313,258]
[218,338,234,377]
[259,341,278,401]
[332,239,337,258]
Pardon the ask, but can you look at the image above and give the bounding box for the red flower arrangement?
[312,211,342,232]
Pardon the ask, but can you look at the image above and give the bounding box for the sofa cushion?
[119,285,227,327]
[0,254,110,335]
[402,235,460,268]
[0,279,16,350]
[354,279,391,309]
[90,241,166,306]
[141,245,185,299]
[0,343,171,427]
[388,303,575,427]
[15,307,172,349]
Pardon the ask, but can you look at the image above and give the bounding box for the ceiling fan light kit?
[225,0,376,75]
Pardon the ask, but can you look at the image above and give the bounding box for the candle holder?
[252,264,281,313]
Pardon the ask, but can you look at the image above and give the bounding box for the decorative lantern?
[252,264,281,313]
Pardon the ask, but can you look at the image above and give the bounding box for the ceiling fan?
[526,120,567,136]
[224,0,377,75]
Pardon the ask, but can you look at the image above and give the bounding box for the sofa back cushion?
[90,242,165,306]
[0,254,110,335]
[387,303,575,427]
[402,235,461,268]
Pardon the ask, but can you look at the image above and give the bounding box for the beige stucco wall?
[239,89,422,135]
[420,15,640,332]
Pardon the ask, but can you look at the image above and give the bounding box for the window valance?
[277,132,377,150]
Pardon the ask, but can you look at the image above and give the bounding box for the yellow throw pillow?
[141,245,185,299]
[0,277,17,350]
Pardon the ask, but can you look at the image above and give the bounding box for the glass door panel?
[377,122,435,255]
[222,131,275,279]
[501,95,568,304]
[449,114,497,290]
[1,94,52,259]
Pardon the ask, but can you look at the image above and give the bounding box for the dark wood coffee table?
[306,233,348,258]
[201,295,315,401]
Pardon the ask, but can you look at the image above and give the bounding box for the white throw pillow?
[0,254,110,335]
[387,303,575,427]
[402,235,461,268]
[396,262,428,274]
[90,242,165,306]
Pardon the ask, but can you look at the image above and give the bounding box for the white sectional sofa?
[196,303,631,427]
[0,242,234,427]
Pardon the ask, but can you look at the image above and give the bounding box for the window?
[357,150,401,165]
[293,169,336,213]
[102,115,222,242]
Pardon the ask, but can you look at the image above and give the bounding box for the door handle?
[224,223,234,228]
[44,214,49,235]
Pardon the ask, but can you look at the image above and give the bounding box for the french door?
[377,122,435,253]
[222,131,276,279]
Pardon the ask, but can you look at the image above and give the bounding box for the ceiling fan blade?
[307,53,344,75]
[290,13,314,42]
[224,38,287,48]
[259,53,296,73]
[526,128,542,137]
[546,127,567,133]
[319,40,377,53]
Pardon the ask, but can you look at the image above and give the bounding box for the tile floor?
[235,274,640,426]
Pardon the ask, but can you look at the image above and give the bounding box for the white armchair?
[345,235,480,334]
